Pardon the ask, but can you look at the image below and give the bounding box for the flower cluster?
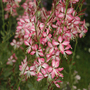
[19,56,64,88]
[6,0,87,88]
[2,0,21,19]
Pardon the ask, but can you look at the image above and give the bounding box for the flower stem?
[69,38,78,89]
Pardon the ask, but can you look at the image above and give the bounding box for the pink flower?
[52,36,70,54]
[19,56,27,75]
[24,66,36,78]
[53,79,62,88]
[37,72,44,81]
[7,53,17,65]
[48,60,63,79]
[3,0,21,19]
[42,28,52,44]
[70,0,79,4]
[30,45,44,57]
[24,39,33,53]
[46,47,60,62]
[10,39,22,49]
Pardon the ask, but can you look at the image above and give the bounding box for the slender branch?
[69,38,78,89]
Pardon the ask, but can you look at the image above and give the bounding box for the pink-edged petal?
[52,59,56,67]
[52,40,59,46]
[32,44,38,50]
[37,77,43,81]
[25,18,30,22]
[65,50,72,55]
[56,51,60,56]
[30,51,36,55]
[49,48,54,54]
[46,28,49,34]
[52,24,57,28]
[24,34,29,39]
[65,45,71,50]
[12,60,16,62]
[67,8,73,14]
[24,41,29,46]
[37,73,44,81]
[48,34,52,38]
[38,58,45,64]
[20,19,25,23]
[42,38,47,43]
[24,71,27,75]
[13,39,16,43]
[46,57,51,62]
[39,23,44,30]
[46,54,51,58]
[42,63,48,68]
[58,36,62,43]
[59,73,63,77]
[10,42,14,46]
[25,66,29,71]
[10,56,13,60]
[55,61,59,68]
[58,13,64,18]
[17,26,22,30]
[51,70,55,79]
[74,20,80,25]
[79,33,83,38]
[41,68,46,75]
[30,66,35,70]
[31,16,36,22]
[73,30,77,34]
[25,23,30,28]
[38,52,44,56]
[66,14,73,21]
[58,67,64,71]
[30,71,36,76]
[10,40,16,46]
[56,57,60,61]
[62,41,69,45]
[48,42,53,47]
[60,6,64,12]
[59,44,64,54]
[54,83,60,88]
[29,39,33,44]
[27,47,31,53]
[43,32,47,37]
[75,16,80,21]
[48,66,52,72]
[31,26,35,31]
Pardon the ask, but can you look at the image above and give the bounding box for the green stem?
[16,65,27,90]
[61,0,69,35]
[34,1,60,62]
[41,0,60,34]
[16,78,22,90]
[69,39,78,89]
